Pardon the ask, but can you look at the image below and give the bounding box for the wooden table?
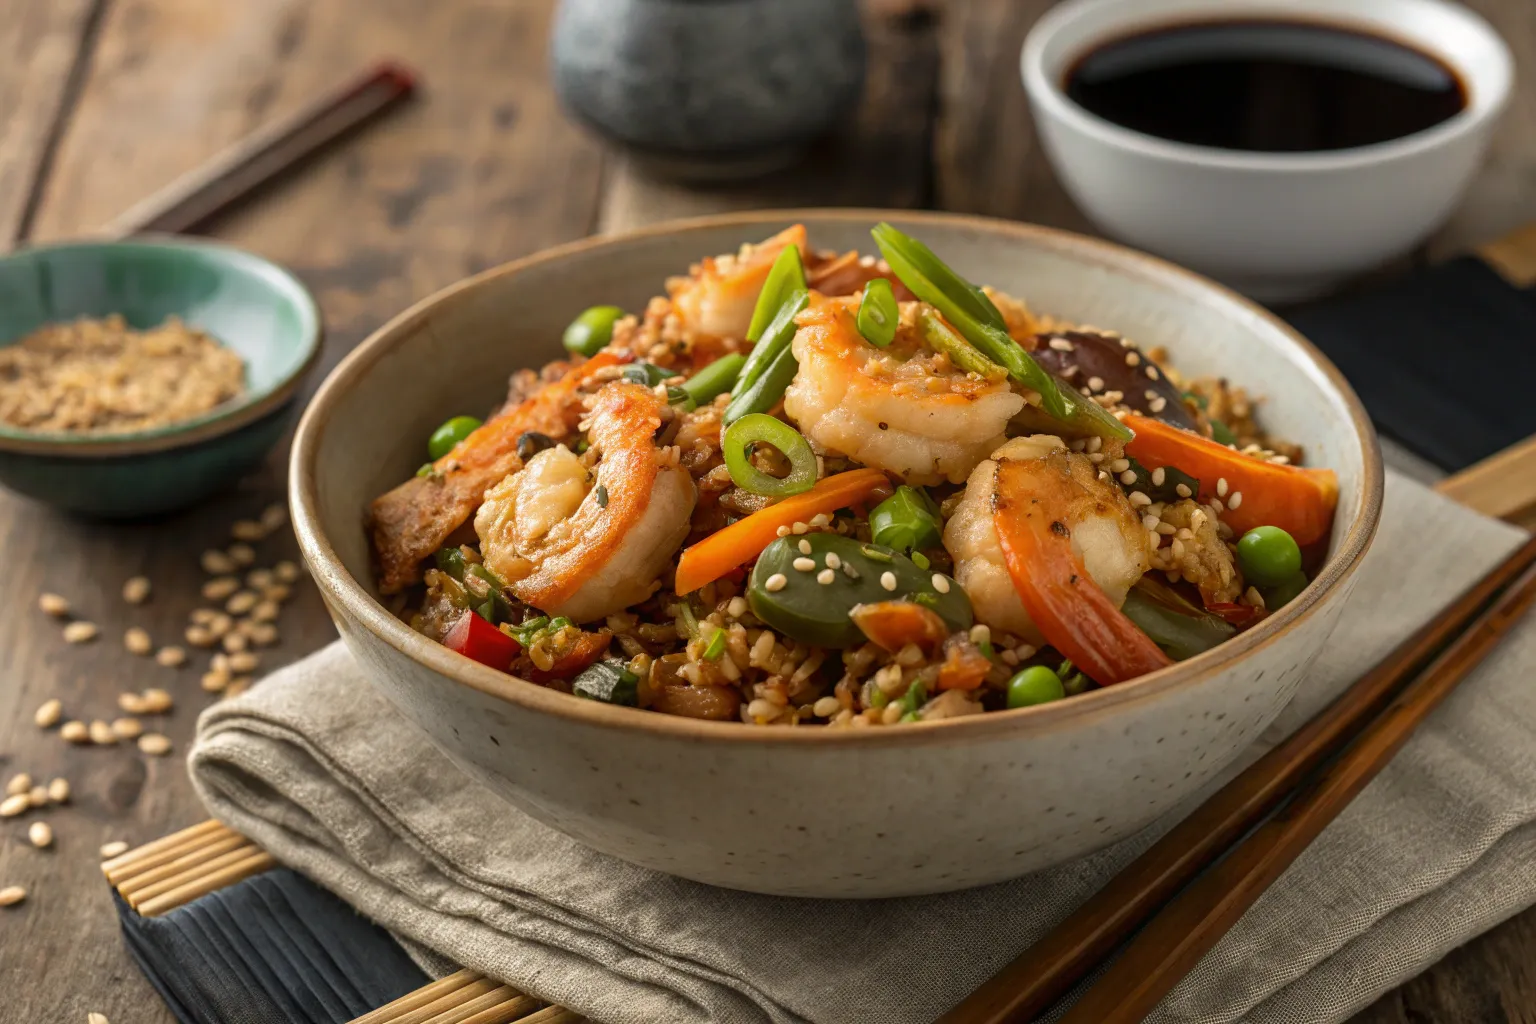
[1,2,1533,1021]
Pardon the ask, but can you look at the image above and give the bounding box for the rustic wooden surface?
[0,1,1533,1022]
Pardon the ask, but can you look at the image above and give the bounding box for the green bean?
[680,353,746,408]
[735,289,808,394]
[723,343,798,426]
[746,245,808,342]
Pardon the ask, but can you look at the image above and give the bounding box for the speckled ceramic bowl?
[0,237,321,518]
[292,211,1383,898]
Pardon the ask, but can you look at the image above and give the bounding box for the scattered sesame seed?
[1048,337,1075,352]
[155,646,187,668]
[201,671,230,693]
[1087,376,1105,391]
[1119,470,1137,485]
[813,696,842,717]
[1146,365,1160,380]
[249,600,280,623]
[1151,467,1166,487]
[111,717,143,740]
[138,734,172,757]
[792,557,816,572]
[60,721,89,744]
[776,526,791,537]
[1143,514,1161,531]
[201,550,236,575]
[227,543,256,567]
[1149,396,1167,413]
[1228,490,1243,510]
[231,519,266,542]
[797,539,812,555]
[28,821,52,849]
[880,571,898,592]
[245,568,274,590]
[34,699,61,729]
[227,651,259,674]
[810,513,832,528]
[0,794,28,818]
[1000,649,1020,666]
[222,632,249,653]
[121,576,151,605]
[1109,458,1130,473]
[1129,491,1152,507]
[969,624,991,645]
[140,688,173,714]
[260,503,287,532]
[1216,477,1229,497]
[100,841,129,860]
[1125,351,1141,366]
[0,886,25,907]
[47,778,68,803]
[226,590,259,615]
[26,786,46,808]
[1176,483,1193,498]
[816,568,836,585]
[202,576,240,601]
[124,628,153,656]
[1087,436,1103,453]
[4,774,30,798]
[764,573,787,593]
[38,592,70,617]
[791,521,809,535]
[1087,452,1104,464]
[932,574,951,594]
[1144,389,1159,402]
[1211,498,1225,513]
[62,621,98,644]
[89,720,116,746]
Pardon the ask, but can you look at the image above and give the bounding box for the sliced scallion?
[722,413,817,498]
[746,244,808,342]
[856,277,899,347]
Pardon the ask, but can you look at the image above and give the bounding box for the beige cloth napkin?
[190,472,1536,1024]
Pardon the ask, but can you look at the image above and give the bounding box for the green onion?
[917,310,1006,382]
[746,245,807,343]
[723,342,799,426]
[856,277,898,347]
[702,627,727,660]
[434,547,468,581]
[509,616,550,647]
[871,222,1132,442]
[620,362,670,387]
[1211,419,1237,446]
[722,413,817,497]
[896,678,928,717]
[734,289,808,397]
[572,659,640,705]
[667,386,697,412]
[680,353,745,408]
[869,485,943,553]
[677,601,700,640]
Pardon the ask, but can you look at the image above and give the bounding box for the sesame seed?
[810,513,832,527]
[1087,436,1104,453]
[111,717,143,740]
[1000,649,1019,666]
[226,590,259,615]
[1146,365,1160,380]
[1211,498,1225,513]
[202,576,240,601]
[47,778,69,803]
[33,699,61,729]
[138,733,173,757]
[222,632,249,653]
[1125,351,1141,366]
[0,794,27,818]
[764,573,787,592]
[813,696,842,717]
[231,519,266,542]
[4,774,29,798]
[227,651,259,674]
[26,786,45,808]
[1176,483,1193,498]
[1171,538,1186,560]
[1216,477,1229,497]
[155,646,187,668]
[1120,336,1135,348]
[880,571,898,592]
[124,628,153,656]
[969,624,991,645]
[1087,376,1105,391]
[1228,490,1243,509]
[0,886,26,907]
[776,525,791,537]
[1109,458,1130,473]
[60,721,89,744]
[797,539,812,555]
[1149,396,1167,413]
[1087,452,1104,464]
[201,550,236,575]
[261,503,287,532]
[932,574,951,594]
[227,543,256,567]
[139,688,173,714]
[1129,491,1152,507]
[62,621,98,644]
[746,698,776,721]
[1144,389,1159,402]
[1143,514,1161,531]
[122,576,151,605]
[1098,471,1111,483]
[1079,386,1092,397]
[100,841,129,860]
[1048,337,1075,352]
[89,720,116,746]
[792,557,816,572]
[816,568,836,585]
[1119,470,1137,485]
[791,521,809,535]
[28,821,52,849]
[1151,467,1166,487]
[38,593,70,617]
[201,671,229,693]
[273,560,302,583]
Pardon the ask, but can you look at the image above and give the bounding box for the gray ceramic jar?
[551,0,867,180]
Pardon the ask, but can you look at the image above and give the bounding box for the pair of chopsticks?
[944,533,1536,1023]
[100,62,416,238]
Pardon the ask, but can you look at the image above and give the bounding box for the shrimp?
[668,225,807,341]
[474,382,696,623]
[944,435,1151,647]
[782,297,1026,485]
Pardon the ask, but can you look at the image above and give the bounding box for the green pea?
[1263,570,1310,610]
[1007,665,1065,709]
[562,305,626,357]
[1236,525,1302,587]
[427,415,483,460]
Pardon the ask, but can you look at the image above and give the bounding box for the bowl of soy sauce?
[1022,0,1513,301]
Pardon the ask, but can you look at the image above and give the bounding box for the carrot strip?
[673,468,891,595]
[993,459,1172,686]
[1122,413,1339,547]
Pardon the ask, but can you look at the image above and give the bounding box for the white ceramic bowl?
[1022,0,1514,301]
[291,211,1383,898]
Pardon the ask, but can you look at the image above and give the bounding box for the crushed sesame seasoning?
[1109,458,1130,473]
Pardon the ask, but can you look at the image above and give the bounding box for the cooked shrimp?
[474,382,696,622]
[944,435,1151,646]
[668,225,808,341]
[782,297,1026,485]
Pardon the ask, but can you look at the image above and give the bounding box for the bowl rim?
[1020,0,1515,175]
[0,235,323,458]
[291,208,1385,748]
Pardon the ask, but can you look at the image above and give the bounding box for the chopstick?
[943,534,1536,1024]
[102,62,417,238]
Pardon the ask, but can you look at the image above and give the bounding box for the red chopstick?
[104,62,417,237]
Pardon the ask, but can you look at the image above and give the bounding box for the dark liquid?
[1065,20,1466,152]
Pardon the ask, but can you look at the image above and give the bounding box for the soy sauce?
[1065,20,1466,152]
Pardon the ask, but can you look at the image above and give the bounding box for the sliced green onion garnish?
[735,289,807,396]
[723,342,798,426]
[722,413,817,498]
[677,601,700,640]
[869,485,943,553]
[680,353,745,408]
[745,244,807,343]
[856,277,898,347]
[871,222,1132,442]
[702,627,727,660]
[917,310,1006,382]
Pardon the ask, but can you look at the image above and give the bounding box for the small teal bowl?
[0,237,322,518]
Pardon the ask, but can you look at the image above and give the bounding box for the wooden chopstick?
[102,61,417,238]
[943,534,1536,1023]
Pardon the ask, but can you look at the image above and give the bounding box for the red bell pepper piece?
[442,611,520,671]
[992,457,1173,686]
[1122,413,1339,547]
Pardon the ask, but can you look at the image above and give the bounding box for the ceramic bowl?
[0,237,322,518]
[1022,0,1514,301]
[292,211,1383,898]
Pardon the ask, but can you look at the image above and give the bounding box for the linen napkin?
[189,470,1536,1024]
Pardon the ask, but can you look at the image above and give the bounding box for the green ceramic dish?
[0,236,322,518]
